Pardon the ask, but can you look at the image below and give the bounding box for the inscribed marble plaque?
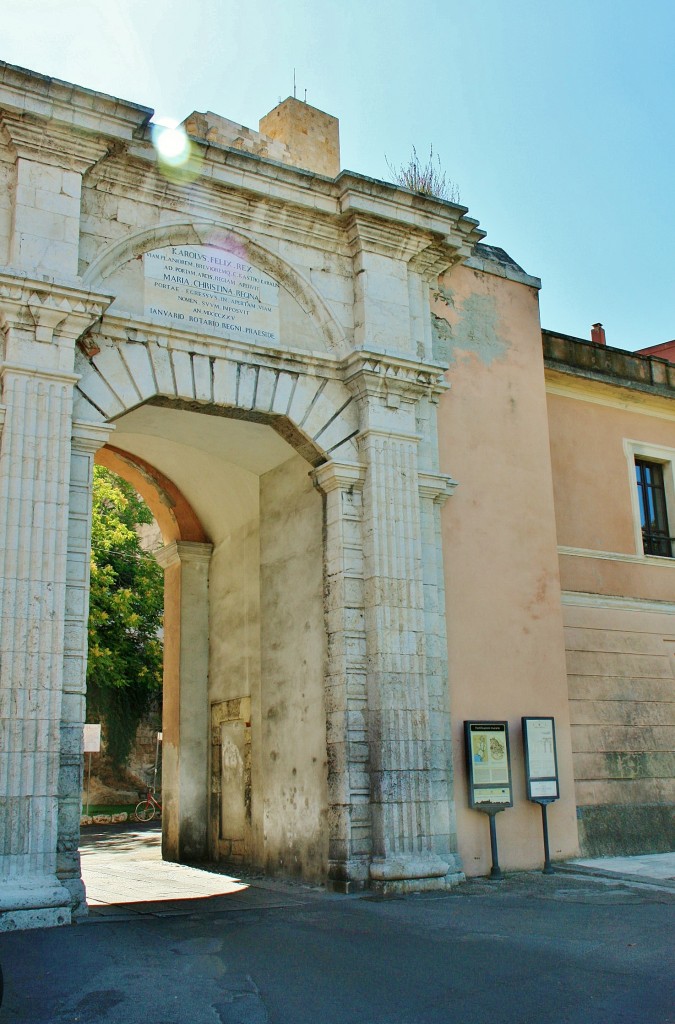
[144,245,280,343]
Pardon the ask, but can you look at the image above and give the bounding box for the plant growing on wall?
[386,145,460,203]
[87,467,164,767]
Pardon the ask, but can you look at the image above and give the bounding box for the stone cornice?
[543,329,675,397]
[561,589,675,613]
[0,111,112,173]
[91,137,343,223]
[87,146,471,278]
[0,62,490,290]
[465,250,541,289]
[0,60,152,140]
[342,210,440,263]
[341,349,450,402]
[336,173,484,263]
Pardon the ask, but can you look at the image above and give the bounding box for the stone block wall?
[564,597,675,855]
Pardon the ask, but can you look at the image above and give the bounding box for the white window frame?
[624,439,675,560]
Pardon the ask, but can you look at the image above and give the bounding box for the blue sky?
[3,0,674,351]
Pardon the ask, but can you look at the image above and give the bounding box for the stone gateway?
[0,62,673,929]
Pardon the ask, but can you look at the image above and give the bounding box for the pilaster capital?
[336,174,484,265]
[155,540,213,571]
[0,361,80,386]
[71,420,115,454]
[357,427,422,446]
[341,349,450,405]
[312,460,366,495]
[0,276,112,347]
[418,470,458,504]
[342,210,442,264]
[0,111,113,174]
[408,243,465,284]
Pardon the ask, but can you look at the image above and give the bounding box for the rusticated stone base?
[369,870,465,895]
[0,905,71,931]
[0,879,73,931]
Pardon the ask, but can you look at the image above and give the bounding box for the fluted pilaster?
[313,460,370,891]
[359,428,450,885]
[0,364,79,927]
[56,422,112,916]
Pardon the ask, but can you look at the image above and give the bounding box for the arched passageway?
[97,400,331,879]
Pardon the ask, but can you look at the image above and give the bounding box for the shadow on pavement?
[79,820,317,921]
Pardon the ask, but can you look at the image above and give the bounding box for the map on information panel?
[464,721,513,808]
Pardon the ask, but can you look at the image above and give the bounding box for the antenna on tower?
[293,68,296,99]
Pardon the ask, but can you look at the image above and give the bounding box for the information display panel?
[522,716,559,801]
[83,723,101,753]
[464,721,513,809]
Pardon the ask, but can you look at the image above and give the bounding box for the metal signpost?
[464,721,513,880]
[522,716,560,874]
[83,723,102,817]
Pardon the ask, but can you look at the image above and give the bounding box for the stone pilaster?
[0,363,79,929]
[313,460,370,891]
[0,282,110,929]
[0,113,110,279]
[359,428,451,888]
[344,351,460,890]
[415,390,460,867]
[418,470,461,869]
[155,541,213,863]
[57,421,112,917]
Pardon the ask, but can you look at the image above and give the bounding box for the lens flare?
[151,122,203,184]
[152,124,190,164]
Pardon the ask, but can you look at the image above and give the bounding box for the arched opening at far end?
[81,463,167,846]
[97,444,210,546]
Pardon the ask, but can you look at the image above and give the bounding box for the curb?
[554,862,675,893]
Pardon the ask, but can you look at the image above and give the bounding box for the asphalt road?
[0,827,673,1023]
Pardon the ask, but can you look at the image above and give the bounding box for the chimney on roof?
[591,323,606,346]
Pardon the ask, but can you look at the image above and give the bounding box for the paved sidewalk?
[80,822,320,921]
[80,824,675,911]
[559,852,675,889]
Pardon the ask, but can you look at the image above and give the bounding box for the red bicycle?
[134,789,162,822]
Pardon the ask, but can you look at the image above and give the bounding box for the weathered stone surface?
[1,58,671,932]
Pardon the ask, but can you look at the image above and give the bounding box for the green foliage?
[87,467,164,767]
[386,145,460,203]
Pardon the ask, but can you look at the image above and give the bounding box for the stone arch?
[96,444,209,544]
[74,339,360,465]
[82,221,350,356]
[72,305,363,875]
